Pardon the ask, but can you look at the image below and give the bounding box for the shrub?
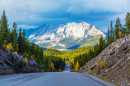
[0,62,3,65]
[11,52,15,63]
[24,58,28,63]
[14,63,19,72]
[31,55,34,59]
[97,68,101,75]
[98,60,106,69]
[18,60,26,69]
[58,69,61,72]
[6,43,14,51]
[41,69,44,72]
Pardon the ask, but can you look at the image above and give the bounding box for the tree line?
[71,12,130,71]
[0,10,65,71]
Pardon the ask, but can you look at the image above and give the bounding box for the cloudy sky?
[0,0,130,32]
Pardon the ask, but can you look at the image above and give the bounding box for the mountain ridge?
[27,22,106,49]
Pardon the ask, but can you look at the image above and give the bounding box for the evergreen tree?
[12,22,17,51]
[31,42,35,55]
[40,47,44,64]
[7,28,11,43]
[1,10,9,41]
[0,19,2,35]
[107,27,111,46]
[110,20,113,37]
[35,44,39,58]
[121,27,127,35]
[17,27,23,53]
[115,17,122,39]
[22,29,26,52]
[99,35,105,52]
[125,12,130,33]
[0,36,3,48]
[110,20,114,43]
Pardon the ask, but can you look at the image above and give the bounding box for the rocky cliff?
[79,34,130,86]
[0,49,39,75]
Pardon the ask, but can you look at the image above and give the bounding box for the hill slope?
[79,34,130,86]
[27,22,106,49]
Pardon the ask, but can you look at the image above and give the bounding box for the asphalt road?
[0,63,115,86]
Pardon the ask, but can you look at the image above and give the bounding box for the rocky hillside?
[0,49,39,75]
[79,34,130,86]
[27,22,106,49]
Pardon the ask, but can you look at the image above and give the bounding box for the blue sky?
[0,0,130,32]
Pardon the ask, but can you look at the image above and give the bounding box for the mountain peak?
[81,21,87,24]
[27,22,106,49]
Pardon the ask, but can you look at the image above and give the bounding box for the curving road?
[0,63,115,86]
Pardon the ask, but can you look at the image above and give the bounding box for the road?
[0,63,115,86]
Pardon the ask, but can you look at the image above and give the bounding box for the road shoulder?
[83,73,115,86]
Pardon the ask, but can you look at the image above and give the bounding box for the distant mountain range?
[26,22,106,49]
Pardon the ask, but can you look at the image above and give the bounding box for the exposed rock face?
[79,34,130,86]
[0,49,38,75]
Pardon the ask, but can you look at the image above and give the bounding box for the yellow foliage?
[75,61,80,71]
[24,58,28,63]
[49,62,54,70]
[41,69,44,72]
[6,43,14,50]
[58,69,61,72]
[98,60,106,69]
[118,31,122,37]
[31,55,34,59]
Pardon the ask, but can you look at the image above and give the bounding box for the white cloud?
[0,0,130,31]
[18,25,38,29]
[66,0,129,14]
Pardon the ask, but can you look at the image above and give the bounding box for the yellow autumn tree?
[6,43,14,50]
[98,60,106,69]
[24,58,28,63]
[49,62,54,70]
[118,31,122,37]
[75,61,80,71]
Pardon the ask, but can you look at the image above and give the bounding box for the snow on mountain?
[28,22,106,49]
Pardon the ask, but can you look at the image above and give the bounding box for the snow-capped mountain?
[27,22,106,49]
